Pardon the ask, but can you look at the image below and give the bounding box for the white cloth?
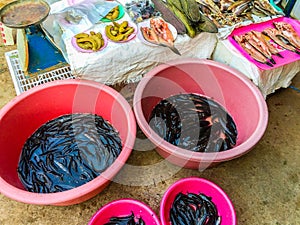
[43,1,218,85]
[212,39,300,98]
[65,30,218,84]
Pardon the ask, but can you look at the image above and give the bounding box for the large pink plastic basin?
[88,198,161,225]
[160,177,236,225]
[0,79,136,205]
[133,58,268,169]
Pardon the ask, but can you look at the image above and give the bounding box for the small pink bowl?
[160,177,236,225]
[88,198,161,225]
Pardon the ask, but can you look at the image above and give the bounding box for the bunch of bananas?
[105,21,135,42]
[104,6,120,21]
[75,31,104,51]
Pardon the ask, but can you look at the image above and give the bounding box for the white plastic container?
[0,22,15,46]
[281,0,300,20]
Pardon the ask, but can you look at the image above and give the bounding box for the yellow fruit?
[123,27,134,38]
[75,31,104,51]
[90,35,103,51]
[105,25,124,41]
[119,21,128,33]
[105,6,119,20]
[75,33,89,39]
[77,41,93,50]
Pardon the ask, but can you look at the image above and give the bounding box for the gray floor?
[0,62,299,224]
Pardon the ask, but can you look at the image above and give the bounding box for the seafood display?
[263,22,300,54]
[195,0,279,28]
[233,34,275,67]
[273,21,300,49]
[125,0,161,23]
[17,113,122,193]
[170,192,221,225]
[104,212,146,225]
[251,30,283,57]
[73,31,105,52]
[140,17,180,55]
[105,20,136,42]
[149,93,238,153]
[263,27,300,54]
[232,20,300,67]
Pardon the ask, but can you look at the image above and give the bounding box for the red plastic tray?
[228,17,300,70]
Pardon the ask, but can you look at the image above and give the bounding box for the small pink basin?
[0,79,136,205]
[133,58,268,169]
[88,198,161,225]
[160,177,236,225]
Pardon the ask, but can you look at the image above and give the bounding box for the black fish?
[18,113,122,193]
[170,192,221,225]
[149,93,238,153]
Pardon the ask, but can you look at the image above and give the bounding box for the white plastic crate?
[5,50,75,95]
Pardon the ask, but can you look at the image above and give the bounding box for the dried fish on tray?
[228,17,300,70]
[195,0,280,28]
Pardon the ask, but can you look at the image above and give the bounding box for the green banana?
[170,5,196,38]
[167,0,182,11]
[180,0,201,22]
[165,0,218,37]
[197,14,218,33]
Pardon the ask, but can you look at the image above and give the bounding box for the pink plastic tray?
[228,17,300,70]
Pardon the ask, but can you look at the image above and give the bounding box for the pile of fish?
[233,21,300,67]
[149,93,238,153]
[140,17,181,55]
[104,212,145,225]
[125,0,161,23]
[170,192,221,225]
[18,113,122,193]
[152,0,218,37]
[195,0,279,28]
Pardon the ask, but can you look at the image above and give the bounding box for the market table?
[64,31,217,84]
[41,0,218,85]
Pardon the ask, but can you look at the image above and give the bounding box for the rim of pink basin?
[0,79,136,205]
[88,198,161,225]
[160,177,236,225]
[133,58,268,163]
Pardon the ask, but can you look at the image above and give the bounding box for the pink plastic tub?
[133,58,268,169]
[160,177,236,225]
[0,79,136,205]
[88,198,161,225]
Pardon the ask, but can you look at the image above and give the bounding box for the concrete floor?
[0,1,299,224]
[1,47,299,225]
